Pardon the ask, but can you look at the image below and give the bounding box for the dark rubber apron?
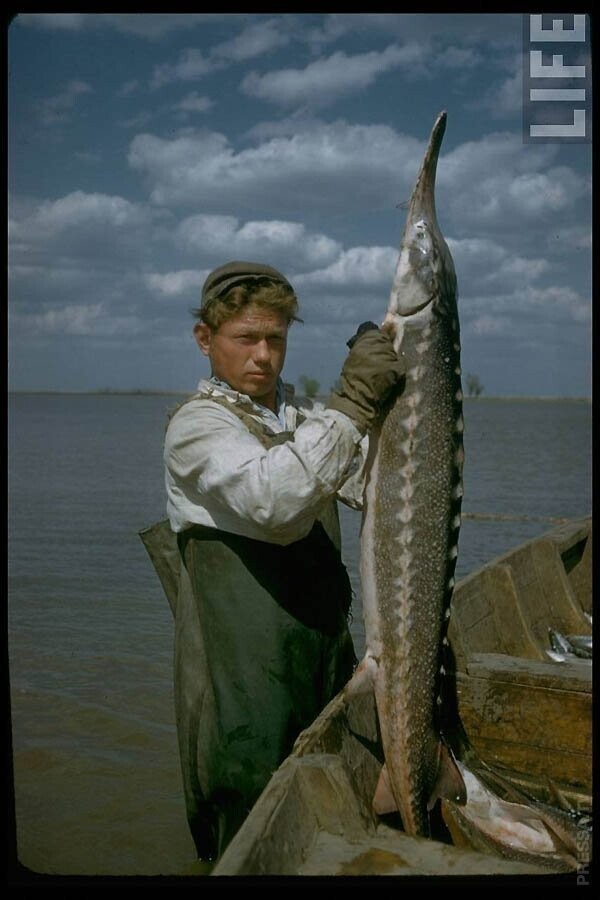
[140,396,356,860]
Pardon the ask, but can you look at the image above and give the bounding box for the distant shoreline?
[8,389,190,396]
[7,390,592,402]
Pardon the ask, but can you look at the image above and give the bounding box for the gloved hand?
[326,321,405,434]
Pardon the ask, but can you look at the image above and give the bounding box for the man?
[156,261,404,863]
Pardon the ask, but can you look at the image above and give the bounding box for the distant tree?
[298,375,320,398]
[466,373,484,397]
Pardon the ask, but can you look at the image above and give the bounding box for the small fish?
[545,649,568,663]
[548,627,572,655]
[565,634,592,659]
[473,764,592,866]
[442,762,582,872]
[548,627,592,661]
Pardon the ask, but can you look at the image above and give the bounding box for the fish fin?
[344,654,376,697]
[427,740,467,811]
[474,764,531,804]
[545,777,573,813]
[472,766,582,861]
[372,764,398,815]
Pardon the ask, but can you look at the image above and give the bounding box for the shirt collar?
[207,375,287,428]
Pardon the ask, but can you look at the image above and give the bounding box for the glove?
[326,321,405,434]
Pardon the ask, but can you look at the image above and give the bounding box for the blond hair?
[192,280,302,331]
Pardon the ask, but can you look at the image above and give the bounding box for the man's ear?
[194,322,212,356]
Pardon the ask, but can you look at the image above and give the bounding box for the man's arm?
[166,325,404,543]
[335,433,368,511]
[165,400,363,544]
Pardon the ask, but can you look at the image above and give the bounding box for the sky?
[8,13,593,397]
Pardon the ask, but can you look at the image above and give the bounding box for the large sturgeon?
[351,111,466,836]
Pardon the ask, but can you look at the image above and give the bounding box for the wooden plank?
[466,652,592,692]
[450,566,545,662]
[456,669,591,751]
[456,667,592,790]
[524,539,591,644]
[546,517,591,556]
[449,518,592,667]
[214,751,553,876]
[559,531,592,616]
[213,753,370,876]
[298,825,551,877]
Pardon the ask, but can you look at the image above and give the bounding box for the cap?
[201,260,294,310]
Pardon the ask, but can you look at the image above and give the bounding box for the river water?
[8,393,591,876]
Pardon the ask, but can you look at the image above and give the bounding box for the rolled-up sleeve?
[165,399,364,544]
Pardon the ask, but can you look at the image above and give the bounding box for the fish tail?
[427,739,467,811]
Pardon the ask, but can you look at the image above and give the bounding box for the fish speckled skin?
[359,111,464,836]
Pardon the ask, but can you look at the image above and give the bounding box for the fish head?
[385,111,458,347]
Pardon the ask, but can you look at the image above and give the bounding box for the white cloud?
[150,18,292,89]
[243,114,325,142]
[108,14,233,39]
[176,214,342,269]
[491,255,550,282]
[469,314,512,337]
[212,18,291,62]
[442,131,553,184]
[302,15,353,52]
[39,80,93,126]
[17,13,88,31]
[117,94,215,129]
[128,121,422,212]
[118,110,155,130]
[152,48,217,89]
[16,303,143,337]
[318,13,521,47]
[17,13,234,39]
[545,226,592,254]
[241,43,426,107]
[145,270,209,297]
[447,237,506,271]
[522,285,591,324]
[117,79,141,98]
[9,191,161,275]
[466,52,522,118]
[506,168,584,215]
[485,72,521,118]
[294,246,397,288]
[447,237,550,290]
[175,92,214,114]
[15,13,522,48]
[127,120,588,242]
[440,133,588,233]
[74,150,102,164]
[31,191,151,233]
[461,284,590,330]
[436,46,483,69]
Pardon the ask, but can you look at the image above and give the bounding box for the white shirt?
[164,378,367,545]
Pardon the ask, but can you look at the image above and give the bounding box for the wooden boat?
[213,517,592,876]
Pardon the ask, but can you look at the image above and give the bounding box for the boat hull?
[213,518,592,875]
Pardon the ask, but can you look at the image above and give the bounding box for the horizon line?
[7,389,592,402]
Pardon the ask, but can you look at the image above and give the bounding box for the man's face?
[195,303,289,411]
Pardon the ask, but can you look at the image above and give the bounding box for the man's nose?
[253,339,271,363]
